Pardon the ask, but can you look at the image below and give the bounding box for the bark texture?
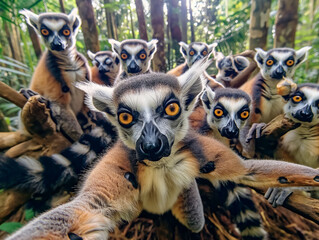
[188,0,195,42]
[104,0,118,40]
[150,0,166,72]
[274,0,299,48]
[249,0,271,50]
[27,24,42,59]
[134,0,148,41]
[181,0,187,43]
[76,0,100,53]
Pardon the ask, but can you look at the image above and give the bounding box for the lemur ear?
[87,50,96,60]
[295,46,312,66]
[255,48,267,67]
[68,8,81,34]
[75,82,116,119]
[234,56,249,71]
[19,9,39,31]
[201,86,215,111]
[178,58,212,112]
[179,41,188,59]
[147,39,158,58]
[109,39,121,55]
[207,42,218,55]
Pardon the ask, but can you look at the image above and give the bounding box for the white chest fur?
[137,154,198,214]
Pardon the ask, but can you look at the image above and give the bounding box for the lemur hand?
[245,123,266,143]
[264,187,293,208]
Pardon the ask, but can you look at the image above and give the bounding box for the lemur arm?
[195,134,319,188]
[7,142,141,240]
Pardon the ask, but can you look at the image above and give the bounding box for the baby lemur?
[7,59,319,240]
[108,38,158,82]
[87,50,120,86]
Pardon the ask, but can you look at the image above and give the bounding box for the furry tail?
[218,181,267,240]
[0,122,116,205]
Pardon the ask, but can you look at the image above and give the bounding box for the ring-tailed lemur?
[7,59,319,240]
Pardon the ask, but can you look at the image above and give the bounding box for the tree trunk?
[274,0,299,48]
[180,0,187,43]
[150,0,166,72]
[167,0,183,63]
[249,0,271,50]
[129,7,136,39]
[27,24,42,59]
[4,21,23,62]
[188,0,195,42]
[104,0,118,40]
[134,0,148,41]
[76,0,100,53]
[59,0,66,13]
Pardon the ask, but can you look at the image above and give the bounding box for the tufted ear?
[19,9,39,31]
[178,58,212,113]
[254,48,267,68]
[147,39,158,58]
[295,46,312,67]
[179,41,189,59]
[234,56,249,71]
[207,42,218,55]
[201,86,215,111]
[75,82,116,121]
[68,8,81,34]
[108,39,121,55]
[87,50,96,60]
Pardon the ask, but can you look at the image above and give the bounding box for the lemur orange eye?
[41,29,49,36]
[292,95,302,103]
[202,50,208,56]
[266,59,274,66]
[119,112,133,125]
[214,109,224,117]
[63,29,70,36]
[286,59,294,66]
[240,111,249,119]
[139,53,146,60]
[189,50,195,56]
[165,103,180,116]
[121,53,128,60]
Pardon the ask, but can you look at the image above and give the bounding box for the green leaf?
[24,209,35,221]
[0,222,23,233]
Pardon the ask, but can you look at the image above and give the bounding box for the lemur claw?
[245,123,266,143]
[264,187,293,208]
[19,88,39,100]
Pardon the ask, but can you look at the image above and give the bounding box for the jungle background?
[0,0,319,239]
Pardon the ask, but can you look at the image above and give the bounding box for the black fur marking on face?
[200,161,215,174]
[278,177,289,184]
[68,233,83,240]
[124,172,138,189]
[201,91,211,109]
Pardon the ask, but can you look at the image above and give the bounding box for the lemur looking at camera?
[87,50,120,86]
[7,59,319,240]
[108,39,158,83]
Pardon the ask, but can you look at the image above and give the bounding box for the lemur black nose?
[51,36,64,51]
[272,65,286,79]
[136,122,171,161]
[294,105,313,122]
[127,61,141,73]
[221,120,239,139]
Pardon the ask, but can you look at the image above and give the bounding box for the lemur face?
[255,47,311,81]
[284,83,319,125]
[78,60,210,162]
[214,52,249,82]
[201,87,251,139]
[179,42,217,67]
[87,50,120,75]
[20,9,81,52]
[109,39,158,76]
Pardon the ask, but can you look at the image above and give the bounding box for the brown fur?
[167,63,188,77]
[91,66,118,86]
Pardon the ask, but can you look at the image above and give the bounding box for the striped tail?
[0,118,117,211]
[217,181,267,240]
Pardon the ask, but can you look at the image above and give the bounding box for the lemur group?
[1,8,319,240]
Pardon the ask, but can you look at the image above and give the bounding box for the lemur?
[0,115,117,212]
[7,59,319,240]
[241,47,311,126]
[19,9,93,138]
[108,39,158,82]
[214,51,251,87]
[261,83,319,207]
[167,41,223,89]
[87,50,120,86]
[200,86,268,239]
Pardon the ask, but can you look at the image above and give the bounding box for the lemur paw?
[245,123,266,143]
[264,187,293,208]
[19,88,39,100]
